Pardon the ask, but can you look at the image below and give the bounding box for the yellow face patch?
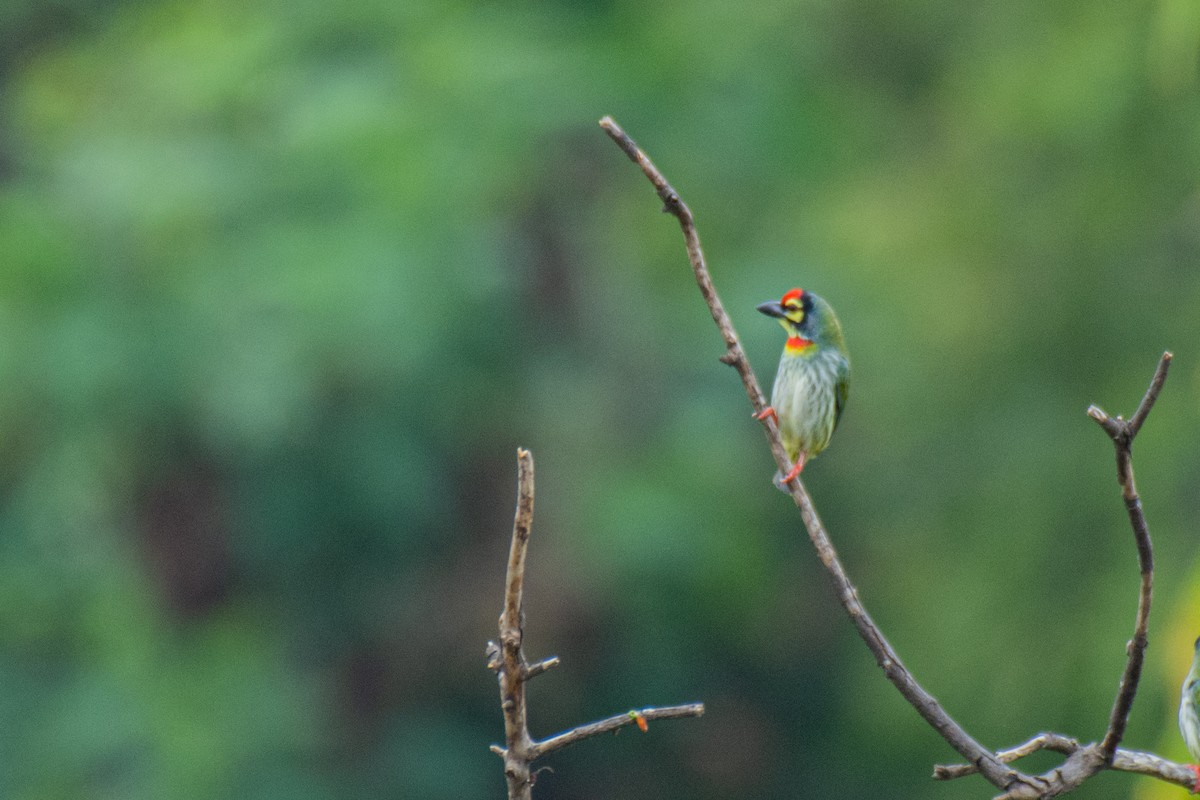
[780,288,806,325]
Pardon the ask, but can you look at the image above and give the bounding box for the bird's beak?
[756,300,786,319]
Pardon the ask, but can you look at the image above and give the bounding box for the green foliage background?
[2,1,1200,798]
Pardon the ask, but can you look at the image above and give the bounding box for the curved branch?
[599,115,1031,795]
[598,118,767,416]
[600,118,1183,799]
[1088,351,1171,762]
[935,353,1174,799]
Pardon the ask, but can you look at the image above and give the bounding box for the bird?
[1179,636,1200,791]
[754,287,850,489]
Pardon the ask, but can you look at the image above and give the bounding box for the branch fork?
[600,114,1180,799]
[489,448,704,799]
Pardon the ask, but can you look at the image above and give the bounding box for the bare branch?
[495,448,538,800]
[525,656,561,680]
[598,116,770,421]
[935,734,1197,795]
[1089,352,1171,762]
[933,733,1080,780]
[1109,748,1196,788]
[599,115,1031,794]
[933,352,1174,798]
[602,118,1187,799]
[1129,351,1173,436]
[490,448,704,798]
[533,704,706,758]
[601,119,1186,799]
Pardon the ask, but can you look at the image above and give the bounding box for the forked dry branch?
[599,114,1186,798]
[487,448,704,800]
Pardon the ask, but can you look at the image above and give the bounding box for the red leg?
[781,452,807,484]
[753,406,777,423]
[1189,764,1200,793]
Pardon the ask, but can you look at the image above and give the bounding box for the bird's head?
[757,288,845,355]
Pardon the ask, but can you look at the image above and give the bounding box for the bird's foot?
[1188,764,1200,793]
[753,406,777,424]
[780,453,807,485]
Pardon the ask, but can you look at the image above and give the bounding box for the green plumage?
[1180,637,1200,761]
[757,289,850,488]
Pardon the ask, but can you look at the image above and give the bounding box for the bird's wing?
[832,357,850,431]
[1183,675,1200,760]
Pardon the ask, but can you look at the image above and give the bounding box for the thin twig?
[934,732,1197,793]
[525,656,561,680]
[1128,352,1173,436]
[598,117,767,417]
[489,448,705,798]
[533,704,706,758]
[934,733,1080,780]
[599,115,1031,795]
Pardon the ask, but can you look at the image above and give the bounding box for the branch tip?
[532,703,706,758]
[1128,351,1174,435]
[525,656,561,680]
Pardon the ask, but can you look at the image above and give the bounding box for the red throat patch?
[786,336,813,353]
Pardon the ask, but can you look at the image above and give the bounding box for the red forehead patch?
[781,288,805,306]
